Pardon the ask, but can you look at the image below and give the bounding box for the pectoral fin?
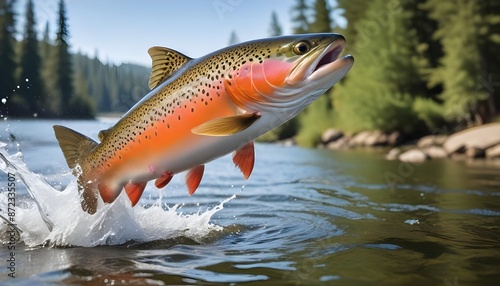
[233,141,255,180]
[191,113,261,136]
[124,181,148,206]
[186,165,204,195]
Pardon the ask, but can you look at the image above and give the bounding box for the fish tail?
[53,125,100,214]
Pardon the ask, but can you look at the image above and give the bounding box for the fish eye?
[293,41,311,55]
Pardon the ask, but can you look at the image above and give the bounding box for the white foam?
[0,142,231,247]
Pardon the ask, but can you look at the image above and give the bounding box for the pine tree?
[53,0,73,117]
[336,0,369,47]
[39,21,57,116]
[0,0,17,117]
[40,22,51,59]
[291,0,309,34]
[294,0,337,146]
[407,1,442,71]
[71,52,94,118]
[92,56,112,112]
[309,0,333,33]
[73,52,88,105]
[479,1,500,119]
[423,0,499,125]
[333,0,423,133]
[268,11,283,37]
[269,0,310,143]
[17,0,43,117]
[228,30,239,45]
[72,51,149,115]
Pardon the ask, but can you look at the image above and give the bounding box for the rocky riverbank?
[315,123,500,163]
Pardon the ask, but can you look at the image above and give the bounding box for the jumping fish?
[53,33,354,214]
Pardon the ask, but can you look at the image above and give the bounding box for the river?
[0,119,499,285]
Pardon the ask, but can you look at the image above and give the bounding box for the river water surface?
[0,119,499,285]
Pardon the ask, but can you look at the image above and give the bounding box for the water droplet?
[33,113,38,118]
[25,78,29,82]
[404,219,419,225]
[1,98,6,104]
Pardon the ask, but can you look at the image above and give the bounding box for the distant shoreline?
[313,123,500,163]
[96,113,124,119]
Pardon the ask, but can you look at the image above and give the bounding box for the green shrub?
[67,93,96,119]
[412,97,445,130]
[296,95,335,147]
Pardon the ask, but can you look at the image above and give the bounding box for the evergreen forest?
[0,0,149,119]
[284,0,500,146]
[1,0,499,147]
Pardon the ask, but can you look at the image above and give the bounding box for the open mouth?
[313,42,345,73]
[305,39,354,84]
[314,45,343,72]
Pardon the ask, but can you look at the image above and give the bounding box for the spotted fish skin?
[53,33,354,214]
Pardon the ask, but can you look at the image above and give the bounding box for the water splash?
[0,142,231,247]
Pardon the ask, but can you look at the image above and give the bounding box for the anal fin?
[233,141,255,179]
[98,182,121,204]
[155,172,174,188]
[124,182,148,207]
[186,165,204,195]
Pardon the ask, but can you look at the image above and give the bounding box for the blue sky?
[15,0,343,66]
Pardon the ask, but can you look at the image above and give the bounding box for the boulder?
[387,131,403,146]
[350,131,372,147]
[321,128,343,144]
[327,136,350,150]
[465,147,486,158]
[399,149,429,163]
[278,138,296,147]
[376,133,389,146]
[365,130,388,146]
[443,123,500,154]
[486,144,500,158]
[423,146,448,159]
[385,148,401,160]
[417,135,448,148]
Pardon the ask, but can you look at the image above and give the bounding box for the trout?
[54,33,354,214]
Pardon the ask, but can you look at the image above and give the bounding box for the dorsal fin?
[98,128,112,142]
[147,46,192,89]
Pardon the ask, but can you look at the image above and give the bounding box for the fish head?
[225,33,354,114]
